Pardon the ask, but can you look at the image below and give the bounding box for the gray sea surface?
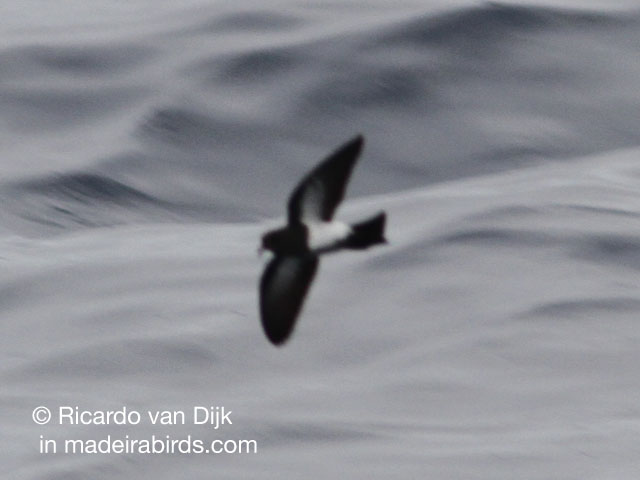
[3,1,640,478]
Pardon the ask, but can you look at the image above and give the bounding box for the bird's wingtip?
[261,319,289,346]
[338,134,364,159]
[265,333,288,347]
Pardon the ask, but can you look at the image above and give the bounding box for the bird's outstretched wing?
[259,254,319,345]
[288,135,364,224]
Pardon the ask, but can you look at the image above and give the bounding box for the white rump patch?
[307,221,351,251]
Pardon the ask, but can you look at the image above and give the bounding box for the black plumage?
[259,135,387,346]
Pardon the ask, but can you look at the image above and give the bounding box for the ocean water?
[3,1,640,478]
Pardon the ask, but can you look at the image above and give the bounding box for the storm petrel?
[259,135,387,346]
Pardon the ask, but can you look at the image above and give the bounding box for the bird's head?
[260,230,281,254]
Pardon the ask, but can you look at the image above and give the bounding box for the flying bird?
[259,135,387,346]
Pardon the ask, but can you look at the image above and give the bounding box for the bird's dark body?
[259,135,387,346]
[261,223,309,256]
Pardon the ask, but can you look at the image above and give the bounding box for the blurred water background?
[3,1,640,478]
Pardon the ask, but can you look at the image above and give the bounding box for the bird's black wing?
[287,135,364,224]
[259,254,319,345]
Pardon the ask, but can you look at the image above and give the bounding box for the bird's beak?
[257,246,265,257]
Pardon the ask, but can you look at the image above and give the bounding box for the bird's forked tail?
[346,212,387,249]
